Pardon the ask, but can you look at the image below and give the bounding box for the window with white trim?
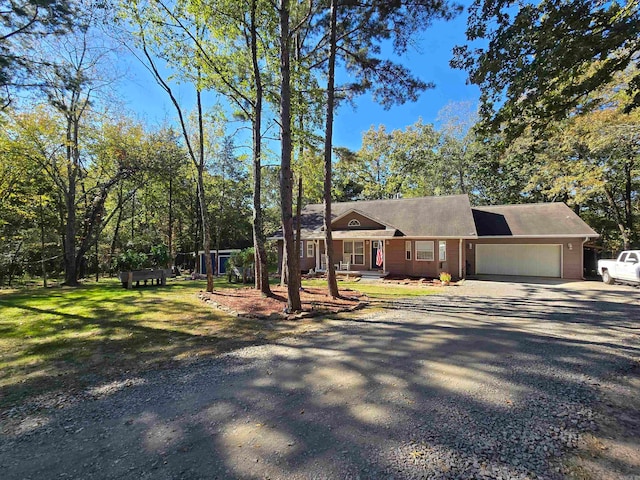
[347,219,361,227]
[343,240,365,265]
[439,240,447,261]
[307,242,314,258]
[405,241,412,261]
[415,241,434,261]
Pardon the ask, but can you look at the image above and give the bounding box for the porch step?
[358,271,386,279]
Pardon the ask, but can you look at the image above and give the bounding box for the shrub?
[228,247,255,270]
[114,249,148,271]
[439,271,452,283]
[227,247,255,283]
[150,244,171,268]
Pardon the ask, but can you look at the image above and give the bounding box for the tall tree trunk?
[280,239,288,286]
[7,240,23,287]
[75,172,134,274]
[250,0,272,296]
[603,186,631,250]
[95,233,99,282]
[279,0,301,311]
[63,117,79,286]
[110,183,124,270]
[131,191,135,243]
[296,174,302,288]
[624,160,634,247]
[196,88,215,292]
[323,0,339,298]
[39,195,48,288]
[168,162,174,263]
[193,183,200,273]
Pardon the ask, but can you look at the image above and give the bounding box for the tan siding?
[442,240,461,279]
[284,236,582,279]
[332,212,385,230]
[382,239,463,279]
[562,241,583,279]
[383,239,404,275]
[300,240,316,271]
[333,240,344,266]
[465,240,476,276]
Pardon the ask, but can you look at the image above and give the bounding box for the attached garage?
[476,244,562,278]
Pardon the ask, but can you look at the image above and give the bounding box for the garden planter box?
[118,269,173,289]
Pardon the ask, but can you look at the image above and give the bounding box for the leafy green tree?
[464,134,531,206]
[14,107,143,285]
[0,0,76,106]
[344,120,459,199]
[314,0,462,297]
[522,108,639,249]
[190,0,278,295]
[121,0,276,295]
[0,115,59,286]
[436,101,478,195]
[453,0,640,140]
[207,136,253,251]
[120,0,219,292]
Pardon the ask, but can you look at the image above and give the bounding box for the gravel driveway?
[1,279,639,479]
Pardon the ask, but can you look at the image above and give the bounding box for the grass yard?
[0,276,436,409]
[302,278,439,298]
[0,278,303,409]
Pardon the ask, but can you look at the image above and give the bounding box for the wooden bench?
[119,269,173,289]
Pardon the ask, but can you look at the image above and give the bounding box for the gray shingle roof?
[472,203,599,237]
[309,229,398,239]
[282,194,478,238]
[270,196,598,240]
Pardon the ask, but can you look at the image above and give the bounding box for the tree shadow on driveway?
[1,285,639,479]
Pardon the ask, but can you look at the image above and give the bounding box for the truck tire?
[602,270,614,285]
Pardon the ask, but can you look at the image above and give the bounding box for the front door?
[371,241,383,270]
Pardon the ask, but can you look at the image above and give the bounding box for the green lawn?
[0,278,290,408]
[302,278,438,298]
[0,276,435,409]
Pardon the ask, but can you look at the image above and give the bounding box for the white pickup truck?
[598,250,640,285]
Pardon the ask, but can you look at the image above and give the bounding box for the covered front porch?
[307,230,394,277]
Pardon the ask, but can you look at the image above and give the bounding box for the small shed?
[198,249,240,275]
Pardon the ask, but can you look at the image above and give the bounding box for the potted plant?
[439,271,452,286]
[115,249,172,288]
[115,249,148,273]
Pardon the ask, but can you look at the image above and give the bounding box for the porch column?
[315,240,321,271]
[459,239,463,279]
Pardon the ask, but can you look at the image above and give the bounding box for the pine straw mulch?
[381,274,464,287]
[198,286,368,320]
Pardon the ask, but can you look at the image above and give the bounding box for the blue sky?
[118,4,479,153]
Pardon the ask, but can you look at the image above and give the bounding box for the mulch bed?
[381,275,463,287]
[198,286,368,320]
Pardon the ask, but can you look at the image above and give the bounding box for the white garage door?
[476,244,562,277]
